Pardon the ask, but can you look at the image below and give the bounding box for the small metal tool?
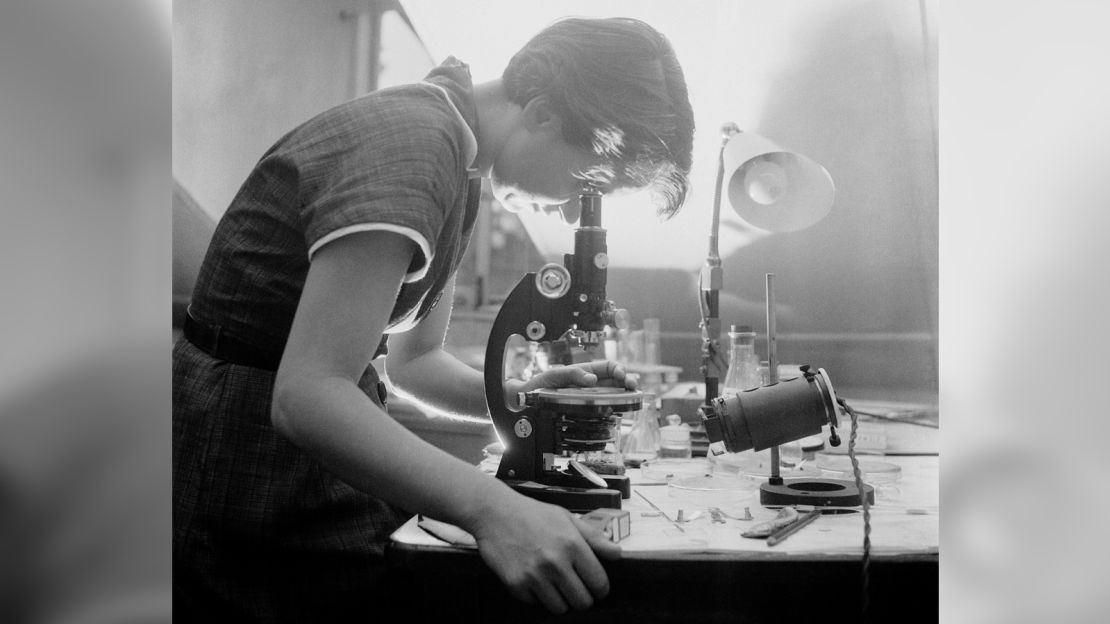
[708,506,754,522]
[675,510,703,523]
[635,490,685,533]
[767,508,821,546]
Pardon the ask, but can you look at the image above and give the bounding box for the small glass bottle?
[723,324,761,394]
[658,414,692,459]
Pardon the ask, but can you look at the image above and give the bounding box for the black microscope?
[483,188,642,512]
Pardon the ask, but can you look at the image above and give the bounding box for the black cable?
[839,396,871,618]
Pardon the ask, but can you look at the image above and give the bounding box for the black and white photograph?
[1,0,1109,622]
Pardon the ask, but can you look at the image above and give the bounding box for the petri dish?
[640,458,712,482]
[816,453,902,482]
[709,449,824,480]
[668,473,755,492]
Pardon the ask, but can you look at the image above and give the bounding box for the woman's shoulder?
[266,83,468,172]
[306,83,460,143]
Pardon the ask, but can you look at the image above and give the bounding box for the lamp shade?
[723,131,835,232]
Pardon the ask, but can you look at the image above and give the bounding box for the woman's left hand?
[502,361,638,410]
[521,360,639,393]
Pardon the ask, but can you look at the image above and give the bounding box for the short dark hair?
[503,17,695,218]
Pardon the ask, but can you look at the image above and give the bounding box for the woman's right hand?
[469,494,621,614]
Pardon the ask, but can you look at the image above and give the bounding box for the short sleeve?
[290,88,466,283]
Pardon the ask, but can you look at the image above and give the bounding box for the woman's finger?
[534,366,598,388]
[531,580,570,615]
[573,516,623,562]
[577,360,619,379]
[577,360,639,390]
[551,564,595,611]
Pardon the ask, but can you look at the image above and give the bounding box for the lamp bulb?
[743,160,788,206]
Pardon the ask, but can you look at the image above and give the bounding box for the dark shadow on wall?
[720,1,938,394]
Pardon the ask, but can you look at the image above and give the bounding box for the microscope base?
[508,480,622,513]
[546,467,631,499]
[600,474,631,499]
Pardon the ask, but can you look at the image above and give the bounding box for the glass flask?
[723,324,761,394]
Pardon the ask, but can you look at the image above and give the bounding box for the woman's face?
[488,122,605,226]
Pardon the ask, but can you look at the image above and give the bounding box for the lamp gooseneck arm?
[708,123,740,261]
[701,123,742,404]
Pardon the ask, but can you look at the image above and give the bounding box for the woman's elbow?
[270,371,353,441]
[384,359,416,398]
[270,377,304,441]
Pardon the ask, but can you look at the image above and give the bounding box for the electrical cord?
[838,396,872,618]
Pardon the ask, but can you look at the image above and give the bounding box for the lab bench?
[387,416,939,623]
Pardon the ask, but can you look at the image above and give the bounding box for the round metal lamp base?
[759,478,875,507]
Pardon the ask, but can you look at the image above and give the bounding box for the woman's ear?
[521,96,563,135]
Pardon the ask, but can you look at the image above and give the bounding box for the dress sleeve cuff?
[307,223,433,283]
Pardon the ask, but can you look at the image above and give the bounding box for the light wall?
[174,0,365,220]
[174,1,433,221]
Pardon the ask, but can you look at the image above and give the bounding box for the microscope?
[483,188,641,512]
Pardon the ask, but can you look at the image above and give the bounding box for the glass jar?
[659,414,692,459]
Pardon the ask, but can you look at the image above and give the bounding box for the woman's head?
[499,17,695,219]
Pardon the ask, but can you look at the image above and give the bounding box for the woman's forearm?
[386,349,492,420]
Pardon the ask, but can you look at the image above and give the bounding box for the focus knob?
[535,263,571,299]
[610,308,631,331]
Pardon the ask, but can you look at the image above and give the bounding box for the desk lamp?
[698,124,873,507]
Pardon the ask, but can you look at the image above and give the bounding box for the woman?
[174,17,695,622]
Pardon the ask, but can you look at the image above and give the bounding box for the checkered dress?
[173,59,480,622]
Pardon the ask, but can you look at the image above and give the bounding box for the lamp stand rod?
[766,273,783,484]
